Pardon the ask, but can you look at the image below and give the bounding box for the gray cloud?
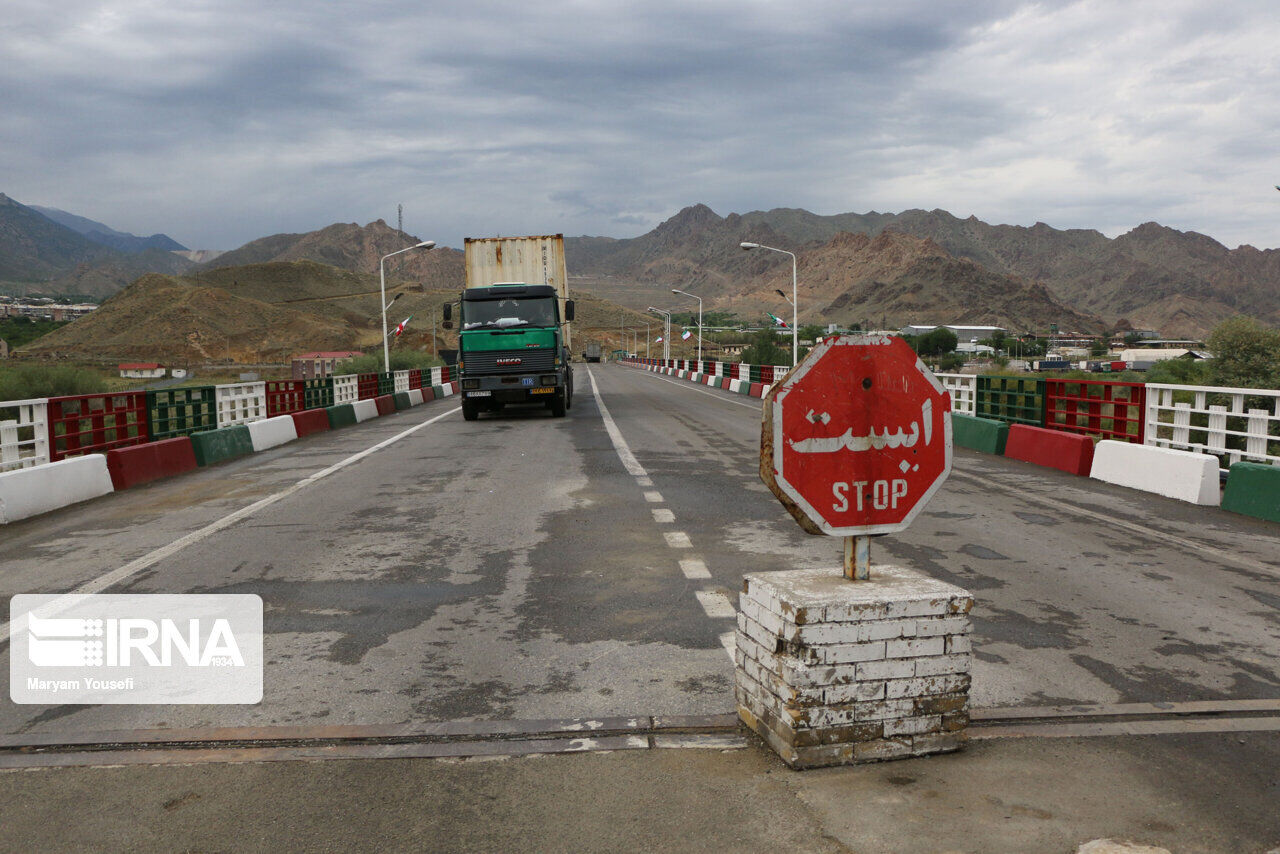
[1,0,1275,253]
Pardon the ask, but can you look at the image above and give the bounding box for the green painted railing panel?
[146,387,218,440]
[975,376,1046,427]
[303,378,335,410]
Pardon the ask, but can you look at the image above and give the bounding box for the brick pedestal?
[735,565,973,769]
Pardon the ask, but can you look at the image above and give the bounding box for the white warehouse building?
[899,324,1007,342]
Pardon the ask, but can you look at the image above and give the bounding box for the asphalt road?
[1,363,1278,739]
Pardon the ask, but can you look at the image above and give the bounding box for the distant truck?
[584,342,602,363]
[443,235,574,421]
[1033,359,1072,372]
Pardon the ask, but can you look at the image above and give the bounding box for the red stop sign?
[762,335,952,536]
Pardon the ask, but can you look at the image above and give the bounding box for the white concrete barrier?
[408,389,424,406]
[0,455,114,524]
[247,415,298,452]
[1089,440,1220,505]
[352,400,379,422]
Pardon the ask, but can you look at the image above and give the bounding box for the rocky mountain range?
[3,193,1276,338]
[565,205,1279,337]
[31,206,186,254]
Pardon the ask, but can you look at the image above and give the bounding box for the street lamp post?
[648,307,672,360]
[740,242,797,366]
[379,240,435,372]
[671,288,702,365]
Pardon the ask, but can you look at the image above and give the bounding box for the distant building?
[1119,348,1209,363]
[899,324,1007,342]
[119,362,165,379]
[292,351,363,380]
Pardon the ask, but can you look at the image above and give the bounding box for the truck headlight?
[540,375,558,386]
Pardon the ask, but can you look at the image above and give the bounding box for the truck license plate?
[530,388,553,394]
[466,391,491,397]
[521,377,535,386]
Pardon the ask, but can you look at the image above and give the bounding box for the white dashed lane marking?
[679,558,711,579]
[643,491,664,503]
[663,531,693,549]
[695,590,737,619]
[651,508,676,524]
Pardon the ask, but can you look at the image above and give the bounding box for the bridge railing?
[1145,383,1280,469]
[0,398,50,472]
[934,374,975,416]
[215,382,268,427]
[1045,378,1146,444]
[47,391,149,462]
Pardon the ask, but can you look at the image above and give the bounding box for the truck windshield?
[462,297,557,330]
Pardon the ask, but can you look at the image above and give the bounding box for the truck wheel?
[462,399,480,421]
[550,391,566,418]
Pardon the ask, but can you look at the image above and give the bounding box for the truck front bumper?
[460,372,563,403]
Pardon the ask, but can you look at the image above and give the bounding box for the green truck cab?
[444,283,575,420]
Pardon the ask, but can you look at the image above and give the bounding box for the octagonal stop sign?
[762,335,953,537]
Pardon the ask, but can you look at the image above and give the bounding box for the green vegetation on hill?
[335,352,444,374]
[0,316,72,349]
[0,362,106,400]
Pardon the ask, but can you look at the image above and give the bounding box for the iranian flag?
[766,311,789,328]
[655,336,664,343]
[393,314,413,337]
[681,330,693,340]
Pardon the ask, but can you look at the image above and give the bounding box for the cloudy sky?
[3,0,1277,252]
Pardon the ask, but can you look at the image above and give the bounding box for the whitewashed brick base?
[735,565,974,769]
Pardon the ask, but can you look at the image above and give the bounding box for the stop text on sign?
[832,479,908,512]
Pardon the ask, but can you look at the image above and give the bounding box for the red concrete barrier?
[1005,424,1095,476]
[449,382,459,394]
[749,383,765,398]
[720,378,732,390]
[374,394,395,416]
[106,437,197,490]
[422,387,436,402]
[291,408,330,438]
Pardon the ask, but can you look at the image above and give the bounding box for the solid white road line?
[631,368,762,410]
[0,406,462,643]
[586,367,648,478]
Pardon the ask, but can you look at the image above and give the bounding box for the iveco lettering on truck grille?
[442,234,575,421]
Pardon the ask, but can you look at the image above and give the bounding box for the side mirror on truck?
[442,302,452,329]
[564,300,575,322]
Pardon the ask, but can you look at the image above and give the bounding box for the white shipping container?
[463,234,570,347]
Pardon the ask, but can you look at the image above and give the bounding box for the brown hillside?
[18,260,661,364]
[204,220,465,291]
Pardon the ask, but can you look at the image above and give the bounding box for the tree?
[1146,357,1211,386]
[915,328,958,357]
[797,324,826,342]
[1206,316,1280,389]
[1089,339,1109,357]
[740,328,788,366]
